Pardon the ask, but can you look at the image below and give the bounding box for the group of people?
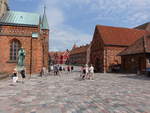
[67,65,74,72]
[11,68,26,83]
[80,64,94,80]
[11,63,94,83]
[47,64,74,76]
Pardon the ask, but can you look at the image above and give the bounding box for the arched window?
[10,39,21,61]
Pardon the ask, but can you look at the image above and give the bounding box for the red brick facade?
[119,35,150,74]
[0,25,49,74]
[121,54,146,73]
[69,44,89,65]
[49,51,69,64]
[90,25,147,72]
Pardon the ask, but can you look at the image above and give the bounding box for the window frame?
[9,39,21,61]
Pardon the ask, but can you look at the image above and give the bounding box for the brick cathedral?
[0,0,49,74]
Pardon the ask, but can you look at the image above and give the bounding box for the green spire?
[41,6,49,30]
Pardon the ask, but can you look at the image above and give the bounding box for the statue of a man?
[17,47,26,67]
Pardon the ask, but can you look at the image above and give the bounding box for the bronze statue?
[17,47,26,67]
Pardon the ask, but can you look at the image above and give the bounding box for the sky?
[10,0,150,51]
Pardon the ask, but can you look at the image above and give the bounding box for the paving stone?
[0,67,150,113]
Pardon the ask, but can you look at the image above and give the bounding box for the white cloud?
[39,0,92,51]
[46,8,65,27]
[49,26,91,51]
[38,0,150,51]
[127,12,149,23]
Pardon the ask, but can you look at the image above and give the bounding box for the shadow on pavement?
[119,74,150,81]
[74,77,84,81]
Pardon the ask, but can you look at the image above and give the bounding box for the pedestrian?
[71,65,74,72]
[63,66,65,71]
[89,64,94,80]
[20,69,26,83]
[43,67,46,75]
[82,66,86,80]
[61,65,64,71]
[54,65,58,75]
[67,65,70,72]
[40,68,43,77]
[57,64,60,76]
[12,68,18,83]
[40,67,46,77]
[59,65,62,71]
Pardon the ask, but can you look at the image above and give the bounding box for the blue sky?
[10,0,150,51]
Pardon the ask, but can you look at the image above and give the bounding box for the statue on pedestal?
[17,47,26,71]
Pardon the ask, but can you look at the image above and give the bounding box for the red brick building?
[90,25,147,72]
[49,50,69,64]
[0,10,49,74]
[69,44,89,65]
[119,34,150,74]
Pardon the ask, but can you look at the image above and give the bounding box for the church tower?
[0,0,9,18]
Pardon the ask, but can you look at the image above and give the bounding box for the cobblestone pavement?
[0,71,150,113]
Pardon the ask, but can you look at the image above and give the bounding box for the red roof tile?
[96,25,147,46]
[119,34,150,56]
[49,51,69,57]
[70,45,89,55]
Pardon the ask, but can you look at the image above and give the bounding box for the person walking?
[20,69,26,83]
[67,65,70,72]
[12,68,18,83]
[89,64,94,80]
[49,65,54,75]
[54,65,58,75]
[71,65,74,72]
[81,66,86,80]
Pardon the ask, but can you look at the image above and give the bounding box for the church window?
[10,40,21,61]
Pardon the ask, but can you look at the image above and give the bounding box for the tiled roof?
[96,25,147,46]
[49,51,69,57]
[119,34,150,56]
[49,52,63,57]
[70,45,89,55]
[0,11,40,26]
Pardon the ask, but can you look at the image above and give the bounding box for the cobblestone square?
[0,71,150,113]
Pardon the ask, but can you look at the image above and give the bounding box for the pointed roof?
[95,25,147,46]
[41,6,49,30]
[119,34,150,56]
[72,44,77,49]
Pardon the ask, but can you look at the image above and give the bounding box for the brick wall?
[104,46,126,72]
[90,28,104,72]
[0,25,49,74]
[69,52,87,65]
[90,27,127,72]
[121,54,146,73]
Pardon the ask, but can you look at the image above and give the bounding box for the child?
[12,69,18,83]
